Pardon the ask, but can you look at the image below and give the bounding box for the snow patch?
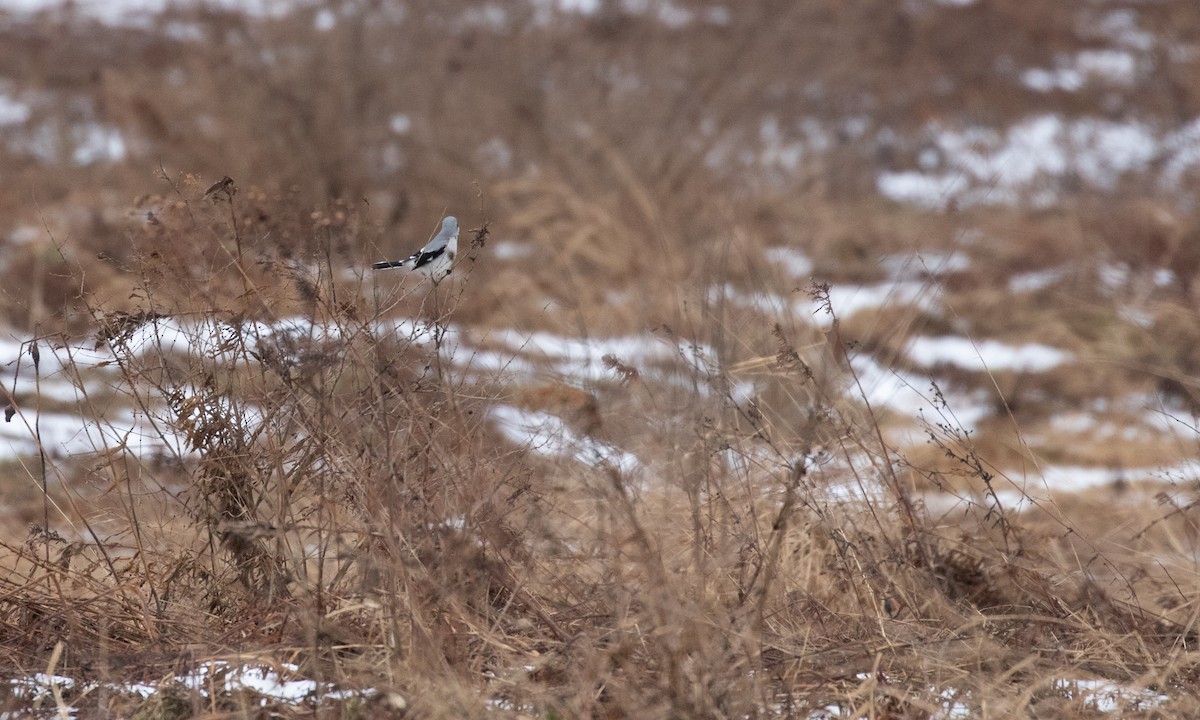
[763,246,814,277]
[907,336,1073,373]
[878,115,1158,208]
[489,403,639,474]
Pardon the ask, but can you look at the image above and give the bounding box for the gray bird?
[372,216,458,281]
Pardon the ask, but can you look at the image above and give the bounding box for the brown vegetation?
[0,1,1200,718]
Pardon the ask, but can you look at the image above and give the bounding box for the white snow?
[0,94,30,126]
[486,327,714,382]
[0,318,723,461]
[313,7,335,31]
[0,0,297,25]
[876,171,971,209]
[14,117,129,165]
[763,246,814,277]
[489,403,639,474]
[492,241,535,260]
[1090,9,1155,52]
[1021,50,1138,92]
[847,354,991,430]
[176,661,320,702]
[1008,266,1067,293]
[1022,67,1084,94]
[388,113,411,135]
[9,661,364,711]
[931,460,1200,515]
[877,115,1159,208]
[1156,117,1200,189]
[1055,678,1169,713]
[818,280,938,326]
[0,317,451,462]
[906,336,1073,373]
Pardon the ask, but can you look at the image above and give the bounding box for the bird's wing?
[409,226,456,268]
[414,244,456,269]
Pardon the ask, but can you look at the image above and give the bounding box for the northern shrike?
[372,216,458,281]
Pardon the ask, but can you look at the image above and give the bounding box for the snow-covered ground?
[9,661,375,715]
[489,403,640,474]
[0,0,299,24]
[0,315,713,464]
[6,660,1170,718]
[905,336,1072,373]
[877,114,1164,209]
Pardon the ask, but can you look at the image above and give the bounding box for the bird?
[371,216,458,281]
[203,176,235,201]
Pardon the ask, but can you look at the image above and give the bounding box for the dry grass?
[1,1,1200,718]
[3,196,1197,716]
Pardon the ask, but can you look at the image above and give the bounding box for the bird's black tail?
[371,260,407,270]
